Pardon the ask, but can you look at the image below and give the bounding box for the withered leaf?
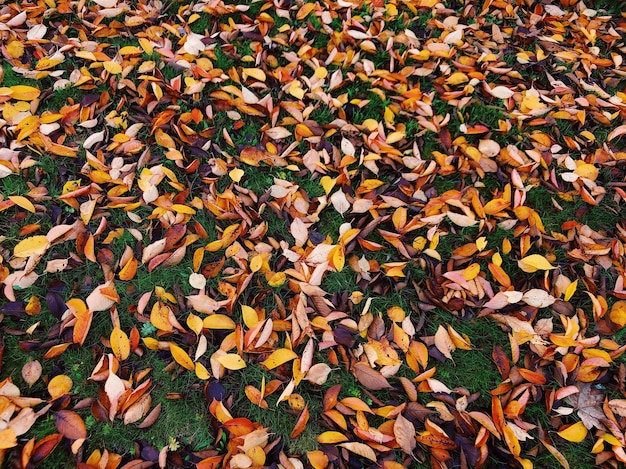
[393,413,416,455]
[54,411,87,440]
[352,362,391,390]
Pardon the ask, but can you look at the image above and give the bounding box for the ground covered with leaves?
[0,0,626,467]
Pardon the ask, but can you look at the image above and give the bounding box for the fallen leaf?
[54,411,87,440]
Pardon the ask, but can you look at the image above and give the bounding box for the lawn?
[0,0,625,468]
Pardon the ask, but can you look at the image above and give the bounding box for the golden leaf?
[557,421,587,443]
[260,348,297,370]
[517,254,555,273]
[169,343,195,371]
[110,327,130,361]
[216,353,247,370]
[14,235,50,258]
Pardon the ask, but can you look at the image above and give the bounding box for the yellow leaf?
[25,296,41,315]
[150,302,174,332]
[171,204,196,215]
[103,61,122,74]
[195,362,211,380]
[242,68,266,82]
[241,305,259,328]
[517,254,555,273]
[267,271,286,287]
[229,168,244,182]
[261,348,298,370]
[205,239,223,252]
[462,263,480,281]
[557,421,587,443]
[0,428,17,449]
[564,280,578,302]
[14,235,50,258]
[574,163,599,181]
[138,38,153,55]
[169,343,195,370]
[119,46,143,55]
[62,180,81,195]
[48,374,73,399]
[250,254,263,273]
[502,238,512,254]
[203,314,236,330]
[110,327,130,361]
[186,312,203,335]
[331,246,345,272]
[10,85,40,101]
[142,337,159,350]
[7,41,24,59]
[320,176,336,195]
[216,353,247,370]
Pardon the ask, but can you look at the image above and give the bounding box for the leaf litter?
[0,0,626,467]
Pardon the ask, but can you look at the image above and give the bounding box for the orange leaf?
[118,257,138,281]
[503,425,520,457]
[290,404,310,439]
[517,368,546,385]
[317,431,349,443]
[72,300,92,346]
[307,451,329,469]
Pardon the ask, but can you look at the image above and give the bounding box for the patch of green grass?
[425,312,507,404]
[315,209,345,242]
[225,364,326,456]
[323,268,359,295]
[463,101,508,130]
[525,187,579,233]
[1,64,38,87]
[530,432,595,469]
[0,174,30,196]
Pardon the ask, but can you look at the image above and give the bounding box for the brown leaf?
[21,360,42,387]
[124,394,152,425]
[492,346,510,379]
[393,413,416,455]
[434,325,454,361]
[137,403,162,429]
[30,434,62,464]
[338,442,377,461]
[352,362,391,390]
[54,410,87,440]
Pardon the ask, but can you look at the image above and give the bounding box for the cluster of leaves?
[0,0,626,467]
